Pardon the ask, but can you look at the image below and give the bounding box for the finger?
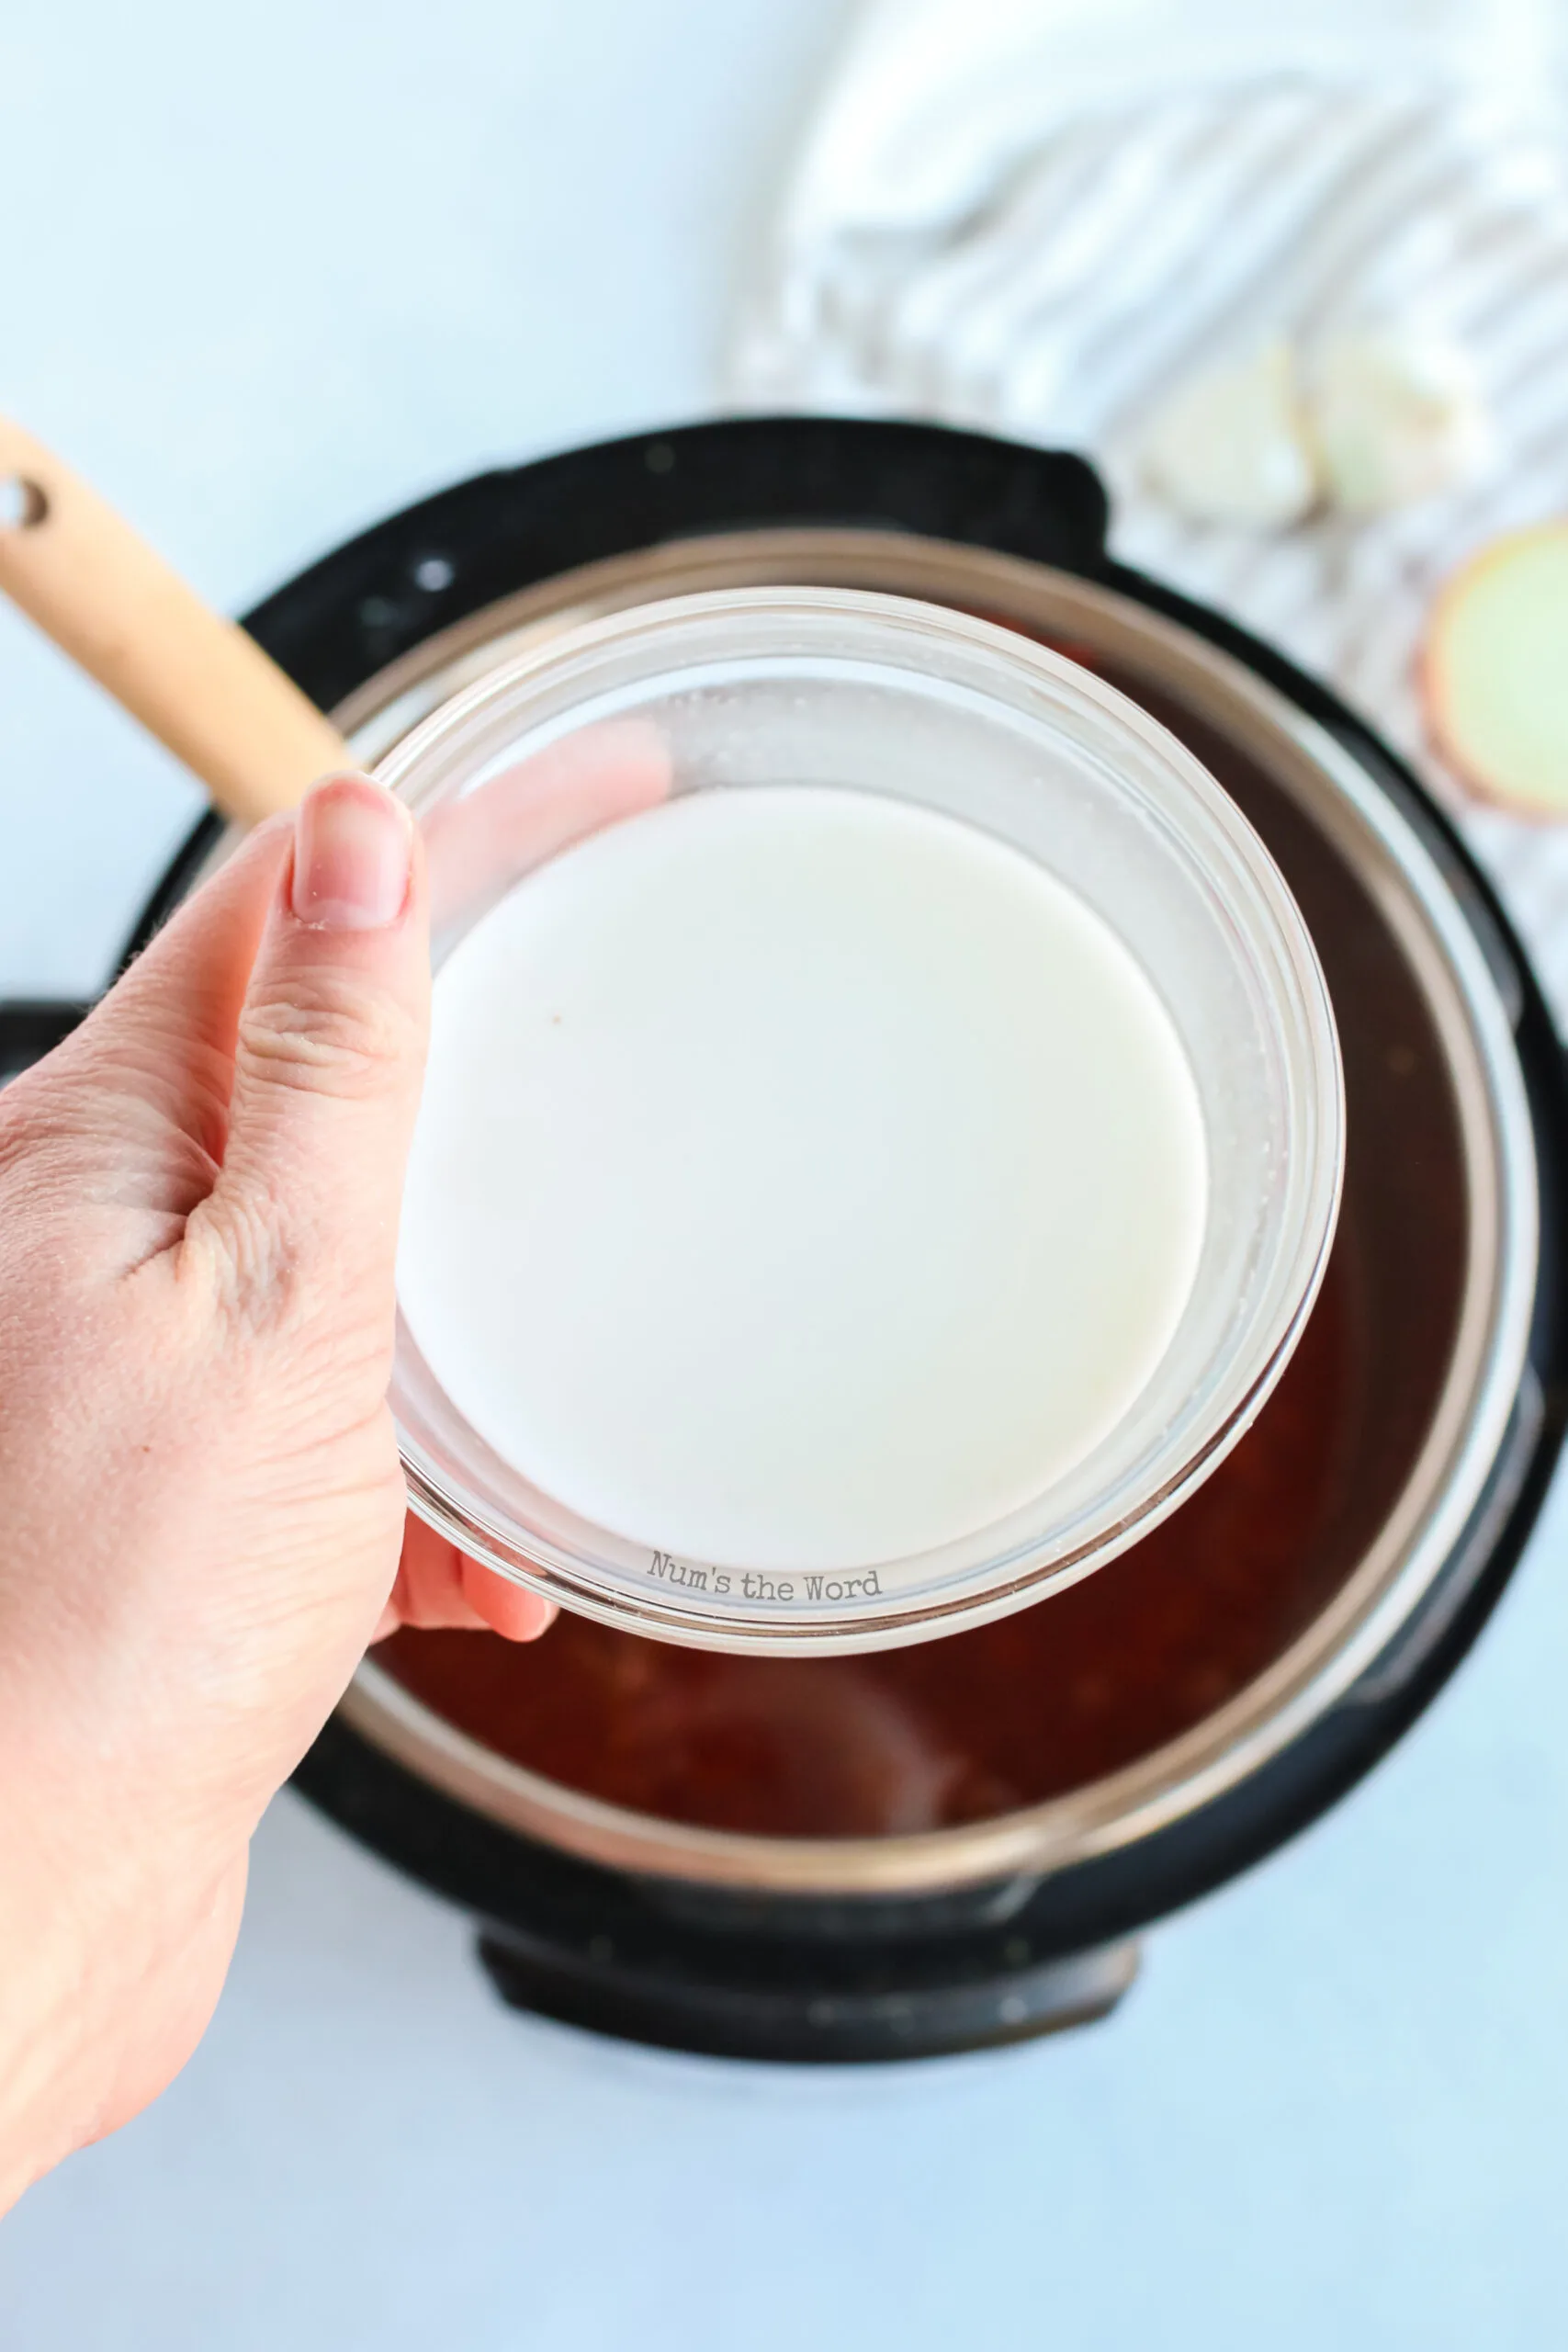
[459,1555,558,1642]
[375,1516,491,1637]
[425,718,671,938]
[188,775,429,1314]
[373,1515,556,1641]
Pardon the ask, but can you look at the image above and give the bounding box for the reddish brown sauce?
[379,626,1470,1842]
[385,1250,1355,1834]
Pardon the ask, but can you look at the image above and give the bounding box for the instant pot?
[6,418,1565,2063]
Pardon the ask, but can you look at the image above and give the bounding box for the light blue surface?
[2,5,1566,2345]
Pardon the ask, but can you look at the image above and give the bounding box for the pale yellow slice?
[1424,523,1568,817]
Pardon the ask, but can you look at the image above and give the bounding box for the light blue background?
[2,5,1566,2345]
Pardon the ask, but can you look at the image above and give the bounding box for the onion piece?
[1423,523,1568,818]
[1137,342,1318,529]
[1308,329,1488,514]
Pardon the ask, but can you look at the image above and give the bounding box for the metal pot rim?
[305,528,1540,1896]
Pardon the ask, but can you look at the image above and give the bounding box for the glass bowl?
[378,587,1343,1652]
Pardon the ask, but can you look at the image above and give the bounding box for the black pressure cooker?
[5,419,1563,2062]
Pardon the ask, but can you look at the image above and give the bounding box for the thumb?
[194,774,429,1316]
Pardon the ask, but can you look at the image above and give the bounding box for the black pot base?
[475,1924,1138,2064]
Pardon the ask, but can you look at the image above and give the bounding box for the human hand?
[0,751,675,2211]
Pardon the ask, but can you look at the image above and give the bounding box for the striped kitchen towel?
[732,0,1568,1022]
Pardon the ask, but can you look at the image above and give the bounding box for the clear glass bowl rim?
[378,585,1346,1654]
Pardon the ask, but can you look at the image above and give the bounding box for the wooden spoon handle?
[0,417,352,825]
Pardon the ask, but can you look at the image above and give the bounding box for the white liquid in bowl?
[398,785,1209,1573]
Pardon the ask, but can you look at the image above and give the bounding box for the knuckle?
[236,972,417,1100]
[184,1187,392,1393]
[185,1183,308,1329]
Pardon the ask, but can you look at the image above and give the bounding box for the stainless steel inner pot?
[204,527,1536,1901]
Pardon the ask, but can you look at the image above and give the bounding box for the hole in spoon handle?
[0,473,48,530]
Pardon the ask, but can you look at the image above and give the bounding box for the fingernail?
[291,775,413,930]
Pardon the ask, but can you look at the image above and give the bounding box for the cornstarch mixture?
[397,785,1207,1572]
